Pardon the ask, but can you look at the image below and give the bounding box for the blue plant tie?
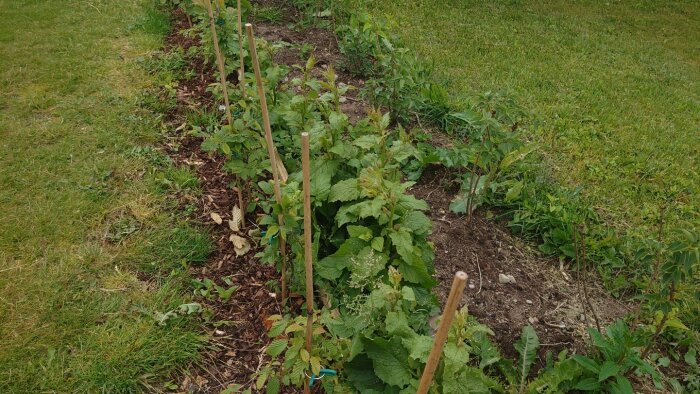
[309,369,337,388]
[260,230,278,245]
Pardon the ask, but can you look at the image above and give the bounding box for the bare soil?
[412,165,630,361]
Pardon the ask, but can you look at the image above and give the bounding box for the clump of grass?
[254,5,284,23]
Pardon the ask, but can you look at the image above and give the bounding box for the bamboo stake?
[204,0,233,127]
[246,22,289,304]
[417,271,468,394]
[236,0,247,98]
[205,0,247,227]
[301,132,314,394]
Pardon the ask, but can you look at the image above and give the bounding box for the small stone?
[579,314,586,321]
[528,317,539,324]
[498,274,516,284]
[214,329,225,335]
[526,299,533,304]
[468,283,475,289]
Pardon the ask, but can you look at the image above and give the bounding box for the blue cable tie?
[309,369,337,387]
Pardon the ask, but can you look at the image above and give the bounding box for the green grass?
[0,0,211,391]
[369,0,700,235]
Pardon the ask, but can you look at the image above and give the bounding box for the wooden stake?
[416,271,468,394]
[246,22,288,304]
[237,0,247,98]
[301,132,314,394]
[204,0,233,127]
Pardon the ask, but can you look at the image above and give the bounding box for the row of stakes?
[202,1,469,391]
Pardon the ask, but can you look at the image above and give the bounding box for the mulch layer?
[156,5,630,393]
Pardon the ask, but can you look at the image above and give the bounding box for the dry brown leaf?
[274,149,288,183]
[210,212,223,225]
[229,234,250,256]
[229,205,242,232]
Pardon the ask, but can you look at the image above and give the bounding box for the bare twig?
[476,254,483,295]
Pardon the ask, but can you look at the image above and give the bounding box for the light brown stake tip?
[455,271,468,280]
[245,22,252,28]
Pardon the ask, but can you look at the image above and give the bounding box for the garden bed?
[156,5,630,392]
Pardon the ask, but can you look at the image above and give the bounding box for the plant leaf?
[361,336,412,388]
[514,325,539,391]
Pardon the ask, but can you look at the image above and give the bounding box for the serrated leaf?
[300,348,310,362]
[267,339,288,357]
[397,193,428,211]
[401,211,431,235]
[265,376,280,394]
[347,225,373,240]
[310,159,338,201]
[329,178,360,202]
[229,205,242,231]
[310,356,321,375]
[442,364,503,394]
[353,135,381,149]
[284,323,304,334]
[389,228,414,262]
[336,198,385,226]
[362,336,412,388]
[371,236,384,251]
[317,238,366,280]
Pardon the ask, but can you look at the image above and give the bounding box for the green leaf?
[597,360,621,382]
[401,211,431,235]
[336,198,385,226]
[389,228,414,262]
[329,178,360,202]
[449,196,467,214]
[345,354,386,392]
[348,225,373,240]
[525,356,582,393]
[267,339,288,357]
[499,144,537,171]
[353,135,381,149]
[685,348,697,367]
[317,238,366,280]
[574,377,601,391]
[514,325,539,391]
[371,236,385,251]
[572,355,600,375]
[442,364,503,394]
[608,376,633,394]
[310,159,339,201]
[362,336,412,388]
[403,335,432,362]
[397,193,428,211]
[266,375,280,394]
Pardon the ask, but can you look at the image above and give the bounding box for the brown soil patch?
[412,166,631,361]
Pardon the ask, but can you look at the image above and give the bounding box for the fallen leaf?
[229,234,250,256]
[229,205,242,232]
[210,212,223,225]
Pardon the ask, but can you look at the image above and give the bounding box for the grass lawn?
[0,0,211,391]
[369,0,700,235]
